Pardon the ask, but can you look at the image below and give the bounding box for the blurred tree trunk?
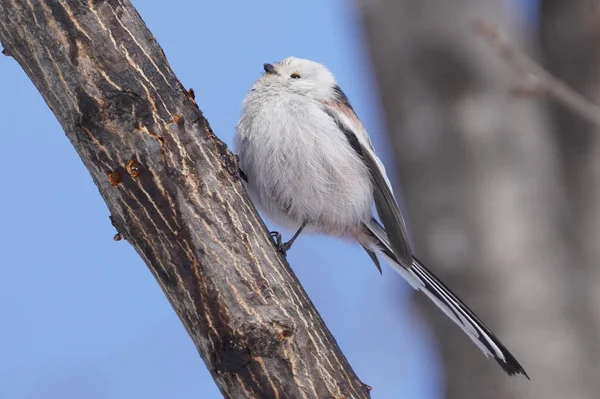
[360,0,596,398]
[540,0,600,391]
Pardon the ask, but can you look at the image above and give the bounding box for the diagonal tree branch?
[0,1,370,398]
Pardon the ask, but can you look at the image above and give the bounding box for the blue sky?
[0,1,534,398]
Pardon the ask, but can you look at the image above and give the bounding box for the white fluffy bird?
[234,56,527,377]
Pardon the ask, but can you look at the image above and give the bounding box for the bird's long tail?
[364,219,528,378]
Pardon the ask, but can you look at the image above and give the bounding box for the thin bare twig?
[475,21,600,128]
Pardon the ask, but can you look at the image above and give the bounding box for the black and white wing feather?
[322,87,528,378]
[322,87,413,267]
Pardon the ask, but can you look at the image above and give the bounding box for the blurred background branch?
[476,21,600,127]
[360,0,599,398]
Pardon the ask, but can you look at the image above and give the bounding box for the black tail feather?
[364,219,528,378]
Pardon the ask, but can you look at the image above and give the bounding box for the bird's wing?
[322,86,413,267]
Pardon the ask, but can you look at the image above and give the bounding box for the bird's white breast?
[235,90,373,237]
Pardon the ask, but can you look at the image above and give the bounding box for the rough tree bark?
[360,1,593,398]
[0,1,370,398]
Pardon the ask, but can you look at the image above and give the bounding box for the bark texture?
[0,1,370,398]
[360,0,596,398]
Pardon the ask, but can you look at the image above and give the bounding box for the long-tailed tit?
[234,57,527,377]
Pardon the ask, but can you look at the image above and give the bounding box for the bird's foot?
[270,231,293,254]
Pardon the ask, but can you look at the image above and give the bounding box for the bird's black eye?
[290,73,301,79]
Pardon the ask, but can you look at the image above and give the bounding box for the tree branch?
[0,1,370,398]
[475,21,600,127]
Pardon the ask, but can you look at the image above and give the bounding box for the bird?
[234,56,527,378]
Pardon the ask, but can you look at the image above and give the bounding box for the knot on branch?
[213,322,294,374]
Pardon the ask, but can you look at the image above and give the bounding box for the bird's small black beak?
[263,63,276,75]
